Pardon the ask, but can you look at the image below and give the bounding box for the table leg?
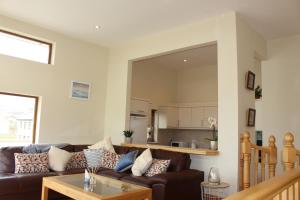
[41,184,49,200]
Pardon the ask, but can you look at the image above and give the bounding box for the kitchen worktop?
[121,143,219,156]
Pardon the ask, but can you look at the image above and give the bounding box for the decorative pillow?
[88,137,115,153]
[145,159,171,177]
[66,151,87,170]
[100,149,121,169]
[114,150,138,172]
[131,149,153,176]
[48,146,72,171]
[14,152,49,173]
[83,149,103,168]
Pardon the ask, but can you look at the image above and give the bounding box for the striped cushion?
[83,149,103,168]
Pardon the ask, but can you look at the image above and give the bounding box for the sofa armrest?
[151,169,204,184]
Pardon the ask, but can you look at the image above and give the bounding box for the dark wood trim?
[0,92,39,144]
[0,29,53,64]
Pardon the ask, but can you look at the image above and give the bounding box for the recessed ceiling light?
[95,25,100,30]
[183,59,188,62]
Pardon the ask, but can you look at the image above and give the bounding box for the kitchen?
[129,44,218,151]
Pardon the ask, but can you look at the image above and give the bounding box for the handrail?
[226,168,300,200]
[240,132,277,190]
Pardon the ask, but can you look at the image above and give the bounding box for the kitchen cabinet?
[191,107,205,127]
[158,104,217,129]
[130,99,149,116]
[178,107,192,127]
[158,106,178,128]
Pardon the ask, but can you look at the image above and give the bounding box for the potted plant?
[123,130,134,144]
[206,117,218,150]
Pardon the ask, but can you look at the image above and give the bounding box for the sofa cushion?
[114,150,138,172]
[151,149,190,172]
[100,150,121,169]
[84,148,103,168]
[88,137,115,153]
[113,145,129,155]
[66,151,87,170]
[145,159,170,177]
[48,146,72,172]
[55,168,85,176]
[121,175,165,187]
[14,152,49,173]
[132,149,153,176]
[0,146,23,173]
[73,145,89,152]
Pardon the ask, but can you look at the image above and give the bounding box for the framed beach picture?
[70,81,91,100]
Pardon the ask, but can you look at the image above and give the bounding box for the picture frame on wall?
[246,71,256,90]
[247,108,256,127]
[70,81,91,100]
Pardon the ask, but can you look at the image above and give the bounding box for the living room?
[0,0,300,200]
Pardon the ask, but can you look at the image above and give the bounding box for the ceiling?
[134,44,217,70]
[0,0,299,46]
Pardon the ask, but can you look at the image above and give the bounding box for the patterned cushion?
[144,159,170,177]
[84,149,103,168]
[100,150,121,169]
[66,151,87,170]
[14,152,49,173]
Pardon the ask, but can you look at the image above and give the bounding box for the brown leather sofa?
[0,144,204,200]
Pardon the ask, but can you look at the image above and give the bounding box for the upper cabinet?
[158,106,178,129]
[130,98,149,116]
[178,107,192,127]
[158,103,217,129]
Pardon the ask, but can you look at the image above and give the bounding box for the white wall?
[131,62,177,107]
[177,65,218,103]
[261,34,300,174]
[0,15,108,144]
[104,12,242,192]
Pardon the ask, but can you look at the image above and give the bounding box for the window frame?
[0,29,53,64]
[0,92,39,144]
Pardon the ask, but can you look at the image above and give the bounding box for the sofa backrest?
[113,145,191,172]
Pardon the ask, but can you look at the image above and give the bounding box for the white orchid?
[208,117,217,128]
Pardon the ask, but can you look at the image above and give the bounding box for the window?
[0,92,38,146]
[0,29,52,64]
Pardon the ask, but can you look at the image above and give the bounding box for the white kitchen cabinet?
[158,106,178,128]
[203,106,218,128]
[130,99,149,115]
[191,107,205,127]
[178,107,192,127]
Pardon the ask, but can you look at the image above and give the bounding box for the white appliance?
[129,114,148,144]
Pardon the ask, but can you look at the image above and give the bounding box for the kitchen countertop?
[121,143,219,156]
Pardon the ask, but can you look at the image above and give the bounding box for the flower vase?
[124,137,133,144]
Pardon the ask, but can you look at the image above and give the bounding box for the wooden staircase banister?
[226,168,300,200]
[240,132,277,190]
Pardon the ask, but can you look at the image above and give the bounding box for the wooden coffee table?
[41,173,152,200]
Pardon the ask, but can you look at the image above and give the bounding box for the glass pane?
[56,174,138,196]
[0,31,50,64]
[0,94,36,147]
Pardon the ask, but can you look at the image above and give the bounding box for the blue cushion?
[114,150,138,172]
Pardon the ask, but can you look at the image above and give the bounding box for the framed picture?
[70,81,91,100]
[246,71,256,90]
[247,108,256,127]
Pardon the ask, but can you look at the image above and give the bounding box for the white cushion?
[131,149,153,176]
[48,146,72,171]
[88,137,115,153]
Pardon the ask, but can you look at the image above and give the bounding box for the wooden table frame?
[41,174,152,200]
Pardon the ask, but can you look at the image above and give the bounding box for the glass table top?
[54,173,140,196]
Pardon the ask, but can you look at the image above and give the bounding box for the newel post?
[283,132,296,171]
[268,135,277,178]
[241,132,251,189]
